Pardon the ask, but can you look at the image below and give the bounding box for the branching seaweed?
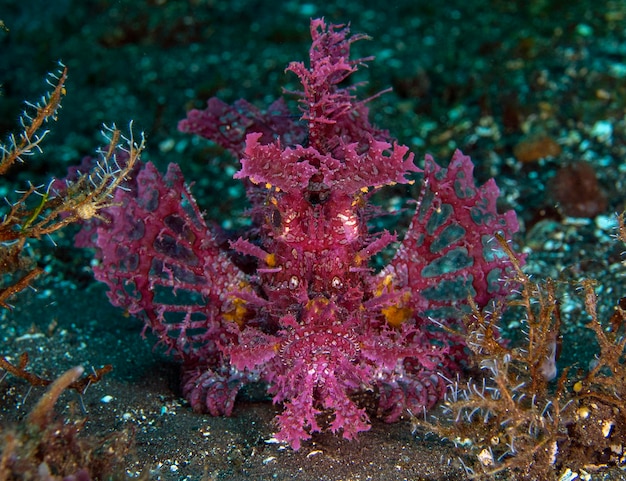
[412,223,626,480]
[0,63,145,308]
[0,61,145,479]
[0,352,112,396]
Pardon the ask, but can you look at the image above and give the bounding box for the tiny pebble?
[595,214,618,231]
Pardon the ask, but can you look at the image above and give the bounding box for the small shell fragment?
[558,468,578,481]
[602,420,615,438]
[576,406,590,420]
[478,448,494,467]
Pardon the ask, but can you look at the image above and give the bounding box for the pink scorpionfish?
[84,18,520,449]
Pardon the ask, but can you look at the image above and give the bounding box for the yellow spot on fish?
[381,303,412,328]
[306,297,330,313]
[223,297,249,328]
